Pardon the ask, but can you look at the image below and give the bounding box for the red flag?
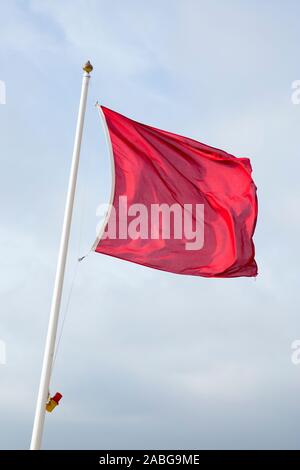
[94,106,258,278]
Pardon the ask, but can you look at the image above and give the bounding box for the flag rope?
[52,258,80,370]
[52,118,92,371]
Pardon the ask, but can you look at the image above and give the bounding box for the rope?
[52,259,80,368]
[52,135,92,370]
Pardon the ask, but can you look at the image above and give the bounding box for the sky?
[1,0,300,450]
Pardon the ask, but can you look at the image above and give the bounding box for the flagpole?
[30,61,93,450]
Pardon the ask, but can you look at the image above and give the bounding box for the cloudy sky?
[1,0,300,450]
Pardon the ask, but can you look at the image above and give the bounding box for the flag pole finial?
[83,61,93,74]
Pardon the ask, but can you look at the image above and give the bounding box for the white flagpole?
[30,61,93,450]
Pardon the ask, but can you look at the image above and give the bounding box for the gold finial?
[83,61,93,74]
